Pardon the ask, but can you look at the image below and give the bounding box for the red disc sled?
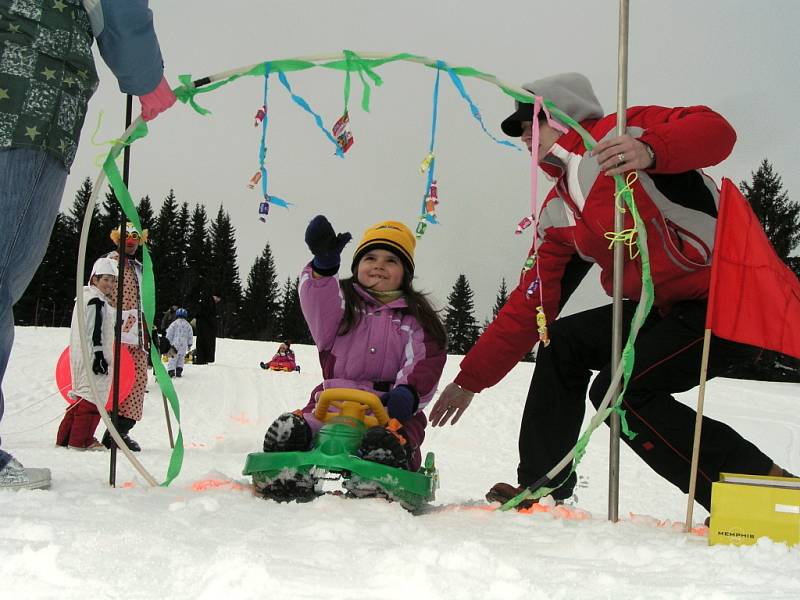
[55,346,135,410]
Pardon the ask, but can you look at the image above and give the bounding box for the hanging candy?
[415,219,427,239]
[424,180,439,220]
[522,255,536,272]
[332,111,354,153]
[516,215,533,234]
[526,278,539,298]
[254,105,266,127]
[258,199,270,223]
[536,306,550,346]
[419,152,434,174]
[247,171,262,189]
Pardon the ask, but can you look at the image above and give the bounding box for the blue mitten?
[305,215,352,276]
[381,385,419,423]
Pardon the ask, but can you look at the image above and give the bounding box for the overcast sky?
[63,0,800,321]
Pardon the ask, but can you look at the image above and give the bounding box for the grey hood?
[501,72,604,136]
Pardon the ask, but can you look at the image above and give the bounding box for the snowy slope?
[1,327,798,599]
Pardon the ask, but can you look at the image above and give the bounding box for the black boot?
[176,367,183,378]
[263,412,312,452]
[102,416,141,452]
[357,426,411,469]
[168,370,175,378]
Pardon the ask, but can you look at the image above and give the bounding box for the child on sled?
[261,216,447,496]
[259,341,298,372]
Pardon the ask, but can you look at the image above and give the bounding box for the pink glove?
[139,76,176,121]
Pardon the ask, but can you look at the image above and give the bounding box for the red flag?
[705,178,800,358]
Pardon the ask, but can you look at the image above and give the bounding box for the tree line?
[13,160,800,380]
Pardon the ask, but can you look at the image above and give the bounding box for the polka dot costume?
[106,252,146,421]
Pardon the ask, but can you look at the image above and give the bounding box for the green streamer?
[101,125,185,486]
[103,50,661,497]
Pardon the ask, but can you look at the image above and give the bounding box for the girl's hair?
[338,270,447,350]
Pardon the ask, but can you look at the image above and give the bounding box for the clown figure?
[100,223,149,452]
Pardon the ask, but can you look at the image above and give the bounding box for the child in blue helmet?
[165,308,193,377]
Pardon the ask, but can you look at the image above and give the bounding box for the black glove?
[92,351,109,375]
[381,385,418,423]
[305,215,352,276]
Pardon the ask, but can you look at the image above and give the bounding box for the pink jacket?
[299,264,445,407]
[297,264,446,469]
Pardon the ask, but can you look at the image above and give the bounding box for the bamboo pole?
[685,328,713,531]
[608,0,630,523]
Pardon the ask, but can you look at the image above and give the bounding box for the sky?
[2,328,799,598]
[61,0,800,320]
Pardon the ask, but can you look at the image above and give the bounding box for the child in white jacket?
[166,308,194,377]
[56,258,117,450]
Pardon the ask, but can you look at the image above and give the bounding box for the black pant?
[519,300,773,510]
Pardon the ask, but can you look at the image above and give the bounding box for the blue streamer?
[277,71,344,158]
[444,65,521,151]
[258,65,270,201]
[420,65,441,224]
[257,65,291,209]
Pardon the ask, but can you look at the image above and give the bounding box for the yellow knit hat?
[351,220,416,274]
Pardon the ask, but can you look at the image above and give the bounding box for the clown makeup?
[356,249,404,292]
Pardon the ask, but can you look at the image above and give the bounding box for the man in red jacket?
[429,73,790,510]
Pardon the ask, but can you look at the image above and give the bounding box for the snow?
[1,327,799,599]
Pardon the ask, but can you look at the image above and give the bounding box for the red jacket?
[456,105,736,393]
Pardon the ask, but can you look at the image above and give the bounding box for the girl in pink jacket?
[262,216,447,483]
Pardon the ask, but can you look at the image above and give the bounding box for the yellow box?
[709,472,800,546]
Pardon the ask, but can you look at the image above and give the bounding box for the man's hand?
[591,134,655,176]
[429,382,474,427]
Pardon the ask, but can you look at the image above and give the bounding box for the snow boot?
[263,412,313,452]
[256,469,319,503]
[357,425,411,470]
[0,457,51,491]
[176,367,183,378]
[485,482,566,510]
[101,416,141,452]
[168,369,175,378]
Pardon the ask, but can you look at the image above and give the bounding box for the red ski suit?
[456,105,736,393]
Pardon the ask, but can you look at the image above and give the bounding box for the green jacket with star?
[0,0,164,169]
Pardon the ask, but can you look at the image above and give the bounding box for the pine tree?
[150,189,182,315]
[98,186,123,235]
[241,243,281,340]
[740,159,800,277]
[185,203,210,310]
[136,195,156,232]
[13,213,75,327]
[208,205,243,338]
[492,277,509,320]
[66,177,106,281]
[277,277,312,344]
[175,201,191,301]
[443,274,479,355]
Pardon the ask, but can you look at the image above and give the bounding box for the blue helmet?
[176,308,188,319]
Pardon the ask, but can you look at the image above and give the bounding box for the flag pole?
[685,329,712,531]
[608,0,630,523]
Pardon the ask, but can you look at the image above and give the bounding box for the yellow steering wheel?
[313,388,390,428]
